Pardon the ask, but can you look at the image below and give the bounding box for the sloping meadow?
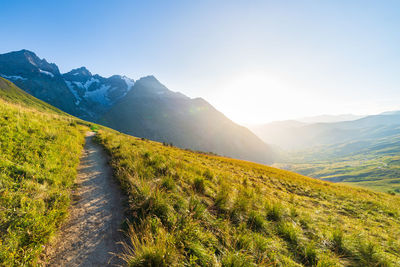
[0,97,86,265]
[97,130,400,266]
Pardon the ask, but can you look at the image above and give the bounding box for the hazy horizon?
[1,0,400,124]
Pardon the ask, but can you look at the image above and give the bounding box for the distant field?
[276,134,400,195]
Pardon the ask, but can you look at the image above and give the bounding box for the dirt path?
[43,132,125,266]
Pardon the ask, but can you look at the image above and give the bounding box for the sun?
[208,71,305,124]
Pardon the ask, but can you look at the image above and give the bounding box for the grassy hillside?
[97,130,400,266]
[0,78,86,265]
[275,134,400,194]
[2,76,400,266]
[0,78,65,114]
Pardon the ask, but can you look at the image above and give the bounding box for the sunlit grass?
[0,79,86,265]
[97,129,400,266]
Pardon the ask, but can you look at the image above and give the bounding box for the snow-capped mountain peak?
[65,67,92,77]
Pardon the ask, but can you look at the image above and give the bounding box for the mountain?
[250,120,309,151]
[99,76,273,163]
[0,76,64,113]
[62,67,134,119]
[0,50,274,164]
[296,114,365,123]
[2,77,400,266]
[252,112,400,151]
[256,113,400,193]
[0,50,134,120]
[0,50,78,115]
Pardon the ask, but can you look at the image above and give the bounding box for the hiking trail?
[43,132,125,266]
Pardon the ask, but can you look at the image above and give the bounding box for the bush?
[265,202,284,222]
[277,222,298,245]
[215,182,230,213]
[221,252,253,267]
[230,193,250,224]
[203,169,214,180]
[247,211,266,232]
[331,229,345,253]
[302,242,318,266]
[161,176,175,191]
[316,252,341,267]
[355,240,390,267]
[235,233,253,250]
[90,124,99,132]
[193,177,206,194]
[188,196,207,220]
[184,241,215,266]
[122,224,178,267]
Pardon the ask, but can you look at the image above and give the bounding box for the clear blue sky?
[1,0,400,124]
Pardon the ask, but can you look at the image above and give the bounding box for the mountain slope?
[252,113,400,151]
[62,67,134,119]
[97,128,400,266]
[0,50,274,164]
[0,77,64,114]
[99,76,273,164]
[0,50,134,120]
[297,114,365,123]
[2,77,400,266]
[0,50,79,116]
[0,78,86,265]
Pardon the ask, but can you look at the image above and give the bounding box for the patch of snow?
[122,76,135,91]
[84,78,100,89]
[73,73,79,76]
[27,56,37,66]
[84,84,111,105]
[0,74,27,81]
[69,78,99,90]
[65,81,82,105]
[73,81,83,88]
[39,69,54,77]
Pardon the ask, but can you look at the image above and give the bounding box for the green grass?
[276,154,400,194]
[0,78,86,265]
[275,135,400,194]
[0,78,65,114]
[97,129,400,266]
[2,76,400,266]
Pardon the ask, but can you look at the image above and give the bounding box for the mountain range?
[296,114,365,123]
[2,75,399,266]
[251,113,400,152]
[251,113,400,193]
[0,49,273,164]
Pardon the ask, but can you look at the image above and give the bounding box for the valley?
[251,114,400,194]
[2,2,400,266]
[1,77,400,266]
